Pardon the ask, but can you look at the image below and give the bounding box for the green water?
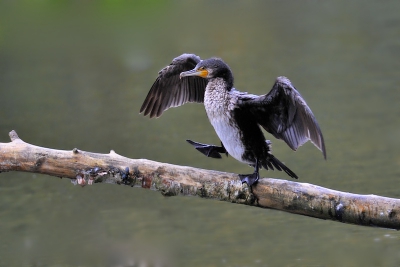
[0,1,399,266]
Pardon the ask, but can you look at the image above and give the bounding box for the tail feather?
[266,161,275,170]
[262,155,298,179]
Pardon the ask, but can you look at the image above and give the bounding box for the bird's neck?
[208,75,233,91]
[204,78,234,119]
[210,67,234,90]
[224,74,234,90]
[206,78,231,95]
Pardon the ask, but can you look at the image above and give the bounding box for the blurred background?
[0,1,399,266]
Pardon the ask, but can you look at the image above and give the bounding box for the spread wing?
[239,76,326,159]
[140,53,208,118]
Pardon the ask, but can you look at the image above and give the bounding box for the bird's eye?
[198,67,204,71]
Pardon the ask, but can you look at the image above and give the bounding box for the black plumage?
[140,54,326,185]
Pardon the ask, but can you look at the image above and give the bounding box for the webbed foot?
[186,139,227,159]
[239,158,261,186]
[239,171,259,186]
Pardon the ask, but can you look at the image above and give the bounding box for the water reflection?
[0,1,399,266]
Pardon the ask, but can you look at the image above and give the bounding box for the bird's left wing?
[140,53,208,118]
[238,76,326,159]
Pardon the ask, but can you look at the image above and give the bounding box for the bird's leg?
[238,159,260,186]
[186,140,228,159]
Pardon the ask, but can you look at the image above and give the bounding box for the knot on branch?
[9,130,22,142]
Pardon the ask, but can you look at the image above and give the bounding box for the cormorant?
[140,54,326,186]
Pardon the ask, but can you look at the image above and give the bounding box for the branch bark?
[1,130,399,229]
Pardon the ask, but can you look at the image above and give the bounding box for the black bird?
[140,54,326,186]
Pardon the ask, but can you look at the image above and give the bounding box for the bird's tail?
[262,154,298,179]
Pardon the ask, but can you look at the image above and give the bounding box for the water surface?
[0,1,399,266]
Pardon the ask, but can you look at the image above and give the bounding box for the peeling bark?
[1,130,399,229]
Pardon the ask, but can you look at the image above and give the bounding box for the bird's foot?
[186,139,227,159]
[239,171,259,186]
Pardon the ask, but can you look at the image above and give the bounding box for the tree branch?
[1,130,399,229]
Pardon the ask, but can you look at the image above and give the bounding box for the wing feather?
[140,54,208,118]
[240,76,326,159]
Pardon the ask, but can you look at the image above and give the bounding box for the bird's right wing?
[140,54,208,118]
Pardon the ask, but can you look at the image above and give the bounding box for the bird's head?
[180,58,234,89]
